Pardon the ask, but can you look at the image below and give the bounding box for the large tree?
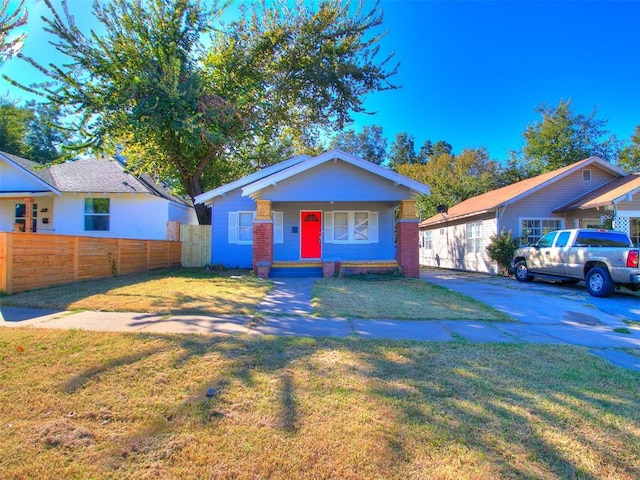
[0,97,30,156]
[9,0,397,224]
[0,97,69,162]
[521,99,618,175]
[617,125,640,173]
[388,132,416,169]
[398,147,501,219]
[0,0,27,62]
[329,124,387,165]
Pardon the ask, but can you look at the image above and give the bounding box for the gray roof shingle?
[1,152,190,205]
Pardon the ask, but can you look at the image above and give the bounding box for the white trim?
[518,217,564,244]
[241,149,431,198]
[228,212,238,243]
[273,211,283,244]
[324,211,334,244]
[324,210,378,244]
[228,211,256,244]
[466,221,483,254]
[194,154,312,205]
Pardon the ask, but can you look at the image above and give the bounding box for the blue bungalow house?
[194,149,430,277]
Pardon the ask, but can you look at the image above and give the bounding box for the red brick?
[252,221,273,275]
[396,220,419,278]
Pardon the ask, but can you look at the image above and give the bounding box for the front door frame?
[300,210,322,259]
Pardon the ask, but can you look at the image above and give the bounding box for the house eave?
[0,190,60,198]
[241,149,430,198]
[420,209,493,228]
[194,154,312,206]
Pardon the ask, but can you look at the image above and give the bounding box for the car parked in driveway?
[510,229,640,297]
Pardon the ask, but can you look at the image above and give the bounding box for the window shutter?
[228,211,238,244]
[324,211,333,243]
[369,211,378,243]
[273,211,283,244]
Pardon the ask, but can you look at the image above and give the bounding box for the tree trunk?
[194,202,212,225]
[183,172,212,225]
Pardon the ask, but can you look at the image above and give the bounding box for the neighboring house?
[0,151,197,240]
[419,156,640,274]
[194,149,431,277]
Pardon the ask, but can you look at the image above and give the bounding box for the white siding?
[420,215,499,274]
[52,193,177,240]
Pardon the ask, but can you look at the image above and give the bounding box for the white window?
[466,222,483,254]
[272,211,283,244]
[228,211,255,244]
[423,231,433,249]
[582,169,592,181]
[520,218,562,245]
[84,198,110,231]
[228,211,283,244]
[324,211,378,244]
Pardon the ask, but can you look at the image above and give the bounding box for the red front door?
[301,211,322,259]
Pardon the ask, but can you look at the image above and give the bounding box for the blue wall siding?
[260,161,414,202]
[273,202,397,261]
[210,196,398,267]
[209,160,419,267]
[210,190,256,268]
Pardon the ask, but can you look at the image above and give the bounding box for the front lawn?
[2,269,510,321]
[0,268,270,316]
[313,276,511,321]
[0,328,638,479]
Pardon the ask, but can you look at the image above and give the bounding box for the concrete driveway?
[419,268,640,327]
[420,268,640,371]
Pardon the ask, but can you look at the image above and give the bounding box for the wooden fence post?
[117,238,122,277]
[0,233,12,294]
[73,236,80,282]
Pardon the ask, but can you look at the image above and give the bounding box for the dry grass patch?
[0,268,271,315]
[313,275,511,321]
[1,328,638,479]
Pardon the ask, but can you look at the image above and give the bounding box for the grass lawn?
[313,276,511,321]
[0,328,638,479]
[1,269,510,321]
[0,269,271,316]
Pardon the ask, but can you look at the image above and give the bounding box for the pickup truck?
[510,229,640,297]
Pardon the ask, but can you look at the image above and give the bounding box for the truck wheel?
[585,267,615,297]
[514,260,533,282]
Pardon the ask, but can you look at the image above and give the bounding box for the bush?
[486,229,520,275]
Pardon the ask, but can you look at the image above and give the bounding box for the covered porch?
[252,198,420,278]
[0,194,55,233]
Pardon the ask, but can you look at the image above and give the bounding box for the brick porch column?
[252,199,273,276]
[396,199,420,278]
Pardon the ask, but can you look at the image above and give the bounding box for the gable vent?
[582,169,592,181]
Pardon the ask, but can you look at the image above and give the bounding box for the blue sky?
[2,0,639,162]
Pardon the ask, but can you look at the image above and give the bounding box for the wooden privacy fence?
[0,233,181,295]
[179,224,211,268]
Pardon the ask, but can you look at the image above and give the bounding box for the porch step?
[270,262,323,278]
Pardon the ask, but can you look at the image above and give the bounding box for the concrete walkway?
[1,272,639,371]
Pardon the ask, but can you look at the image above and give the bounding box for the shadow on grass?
[2,268,268,316]
[53,332,639,478]
[4,322,636,477]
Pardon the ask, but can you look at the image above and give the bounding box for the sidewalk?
[1,275,639,371]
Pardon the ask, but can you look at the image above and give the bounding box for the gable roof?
[194,154,312,205]
[195,149,431,205]
[0,151,61,195]
[0,152,189,205]
[420,156,627,227]
[553,174,640,212]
